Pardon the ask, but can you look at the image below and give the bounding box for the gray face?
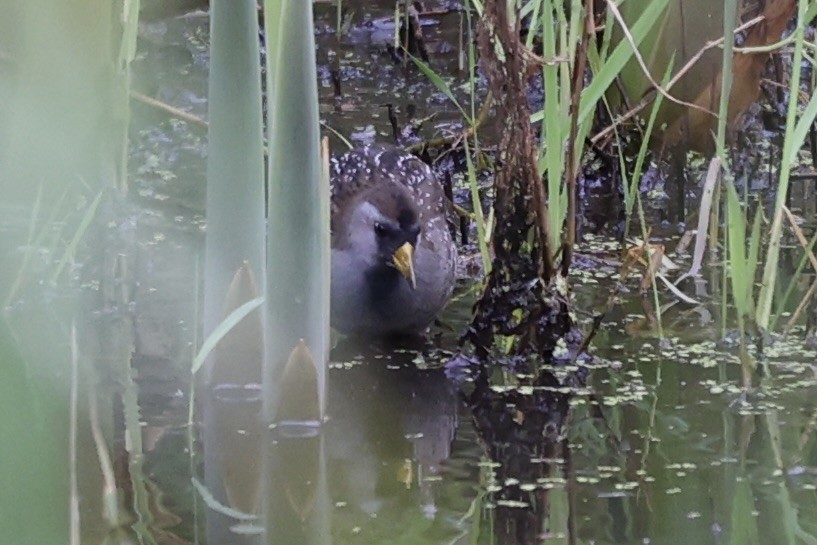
[339,185,421,269]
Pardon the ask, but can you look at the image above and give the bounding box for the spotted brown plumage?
[330,145,457,336]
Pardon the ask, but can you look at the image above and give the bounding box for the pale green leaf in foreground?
[191,296,264,375]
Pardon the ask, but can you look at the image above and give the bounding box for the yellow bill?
[392,242,416,289]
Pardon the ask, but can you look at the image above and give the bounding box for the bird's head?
[337,182,421,289]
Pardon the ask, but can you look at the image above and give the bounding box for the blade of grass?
[191,296,264,375]
[69,321,80,545]
[541,0,565,252]
[191,477,258,521]
[675,157,721,284]
[51,188,104,284]
[625,60,674,224]
[523,0,542,49]
[725,179,750,320]
[786,88,817,164]
[715,0,737,162]
[531,0,671,125]
[4,182,43,306]
[783,279,817,337]
[756,0,808,330]
[463,138,491,273]
[745,203,762,311]
[778,206,817,333]
[409,54,473,125]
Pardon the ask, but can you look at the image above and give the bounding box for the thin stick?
[69,323,80,545]
[606,0,715,117]
[89,382,120,526]
[781,205,817,336]
[784,278,817,337]
[783,205,817,272]
[590,14,764,145]
[130,90,209,128]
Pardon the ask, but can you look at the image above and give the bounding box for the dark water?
[2,2,817,544]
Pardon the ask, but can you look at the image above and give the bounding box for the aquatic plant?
[202,0,266,365]
[263,0,329,421]
[756,0,816,331]
[702,0,817,385]
[459,0,677,362]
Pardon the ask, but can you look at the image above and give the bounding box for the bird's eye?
[374,222,386,236]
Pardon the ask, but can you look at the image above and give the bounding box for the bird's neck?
[364,263,403,307]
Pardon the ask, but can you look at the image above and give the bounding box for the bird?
[330,145,457,337]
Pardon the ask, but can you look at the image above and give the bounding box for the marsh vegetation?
[1,1,817,544]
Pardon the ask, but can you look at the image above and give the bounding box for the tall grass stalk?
[611,64,674,339]
[117,0,140,192]
[756,0,809,330]
[725,181,762,385]
[464,138,491,273]
[263,0,330,420]
[531,0,671,127]
[466,0,491,258]
[69,323,80,545]
[203,0,266,362]
[623,61,674,237]
[415,0,493,267]
[3,183,44,306]
[531,0,671,255]
[51,188,104,284]
[336,0,342,37]
[523,0,543,49]
[539,0,569,254]
[590,2,616,67]
[716,0,762,385]
[715,0,736,163]
[198,6,267,534]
